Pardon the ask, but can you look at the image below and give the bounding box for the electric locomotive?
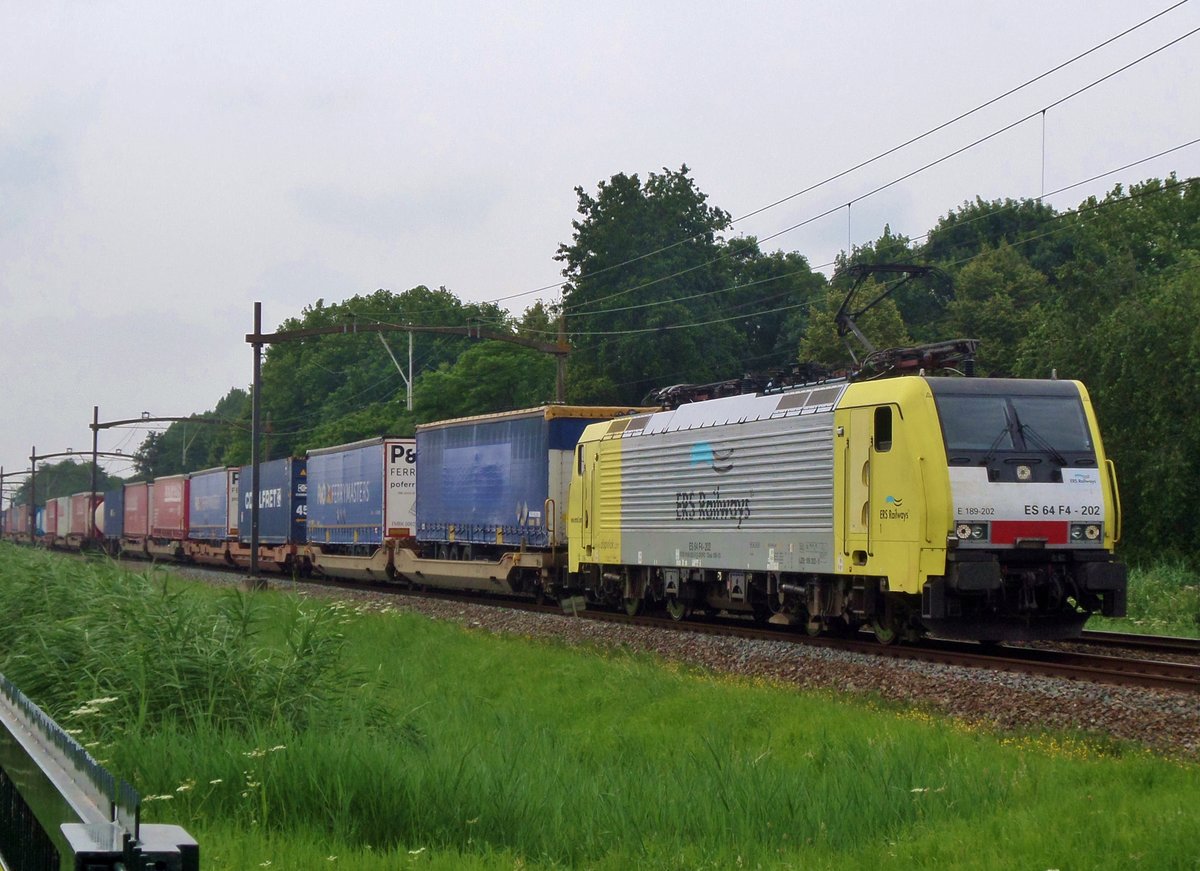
[567,369,1127,642]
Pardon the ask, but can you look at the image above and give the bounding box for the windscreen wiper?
[1019,424,1069,468]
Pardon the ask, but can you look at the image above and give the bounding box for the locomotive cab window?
[873,406,892,452]
[932,389,1096,464]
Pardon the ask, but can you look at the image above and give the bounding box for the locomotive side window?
[873,406,892,452]
[576,445,585,475]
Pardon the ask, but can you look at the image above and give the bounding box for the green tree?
[1084,257,1200,556]
[414,342,556,423]
[557,166,743,403]
[214,286,511,461]
[130,389,249,478]
[947,244,1048,377]
[11,460,123,505]
[720,237,826,372]
[922,196,1068,277]
[798,284,911,370]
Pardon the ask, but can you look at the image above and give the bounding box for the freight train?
[1,371,1126,643]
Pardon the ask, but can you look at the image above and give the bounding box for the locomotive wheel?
[666,597,691,622]
[804,616,823,637]
[871,618,899,646]
[623,596,643,616]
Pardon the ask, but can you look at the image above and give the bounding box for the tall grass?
[1091,559,1200,637]
[2,542,1199,869]
[0,545,363,741]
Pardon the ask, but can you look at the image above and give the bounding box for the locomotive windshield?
[929,380,1095,462]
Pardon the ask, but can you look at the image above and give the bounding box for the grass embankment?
[1089,560,1200,637]
[1,543,1197,869]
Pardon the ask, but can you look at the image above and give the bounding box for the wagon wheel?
[666,597,691,622]
[623,596,643,616]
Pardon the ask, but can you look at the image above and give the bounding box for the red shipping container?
[124,482,150,538]
[151,475,189,539]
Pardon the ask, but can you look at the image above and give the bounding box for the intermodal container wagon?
[306,438,415,548]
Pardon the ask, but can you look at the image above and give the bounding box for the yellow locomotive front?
[837,375,1127,641]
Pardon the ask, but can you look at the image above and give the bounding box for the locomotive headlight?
[1085,524,1101,541]
[957,523,988,540]
[1070,523,1103,542]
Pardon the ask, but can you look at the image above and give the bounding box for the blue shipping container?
[102,487,124,540]
[416,407,630,549]
[189,467,230,541]
[306,440,385,547]
[238,457,306,545]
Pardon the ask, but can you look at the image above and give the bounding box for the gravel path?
[183,568,1200,758]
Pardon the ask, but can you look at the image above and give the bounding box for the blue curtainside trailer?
[305,438,415,550]
[102,487,124,542]
[188,467,232,543]
[415,406,645,551]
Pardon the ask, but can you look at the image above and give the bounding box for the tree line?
[24,166,1194,562]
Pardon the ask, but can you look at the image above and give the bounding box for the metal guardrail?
[0,674,198,871]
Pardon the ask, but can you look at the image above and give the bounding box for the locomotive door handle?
[841,439,849,555]
[918,457,932,544]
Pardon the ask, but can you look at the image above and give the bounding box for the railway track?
[562,607,1200,695]
[383,582,1200,695]
[1077,628,1200,657]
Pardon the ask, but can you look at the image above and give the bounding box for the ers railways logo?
[690,442,735,474]
[880,495,909,522]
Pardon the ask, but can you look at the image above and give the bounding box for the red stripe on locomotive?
[989,520,1069,545]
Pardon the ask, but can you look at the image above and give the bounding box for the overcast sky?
[2,0,1198,487]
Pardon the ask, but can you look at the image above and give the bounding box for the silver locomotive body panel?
[603,391,840,574]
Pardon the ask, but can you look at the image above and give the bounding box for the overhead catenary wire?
[562,23,1200,320]
[479,1,1194,308]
